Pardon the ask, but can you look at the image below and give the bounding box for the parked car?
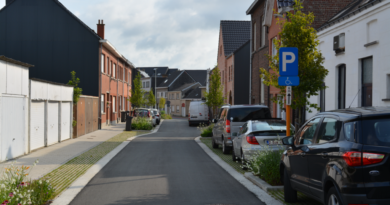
[280,107,390,205]
[152,109,161,125]
[232,120,293,164]
[188,101,209,126]
[211,105,272,154]
[133,108,156,127]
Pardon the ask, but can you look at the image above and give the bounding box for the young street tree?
[147,90,156,108]
[260,0,328,124]
[159,97,166,109]
[130,72,145,108]
[67,71,82,104]
[204,65,224,118]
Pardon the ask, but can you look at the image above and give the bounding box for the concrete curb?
[195,137,283,205]
[52,121,164,205]
[244,172,284,192]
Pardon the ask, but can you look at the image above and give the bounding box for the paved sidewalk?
[0,123,128,180]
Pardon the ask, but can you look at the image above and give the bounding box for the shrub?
[131,117,153,130]
[0,160,55,205]
[198,123,214,137]
[161,114,172,119]
[160,110,166,115]
[243,145,284,186]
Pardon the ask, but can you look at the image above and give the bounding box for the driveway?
[70,119,264,205]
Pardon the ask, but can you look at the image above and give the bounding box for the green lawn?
[199,137,322,205]
[45,130,149,197]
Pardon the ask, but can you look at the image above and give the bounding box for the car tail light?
[246,134,259,145]
[226,120,231,133]
[343,151,385,167]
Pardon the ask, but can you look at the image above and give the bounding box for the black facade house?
[0,0,101,96]
[233,40,250,105]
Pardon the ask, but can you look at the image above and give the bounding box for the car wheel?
[211,138,218,149]
[283,168,297,203]
[241,151,248,170]
[232,146,238,161]
[222,138,230,154]
[326,187,343,205]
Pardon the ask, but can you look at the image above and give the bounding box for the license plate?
[264,140,282,145]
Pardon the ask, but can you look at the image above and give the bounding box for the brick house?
[246,0,356,118]
[217,21,250,105]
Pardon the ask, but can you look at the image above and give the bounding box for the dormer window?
[334,33,345,54]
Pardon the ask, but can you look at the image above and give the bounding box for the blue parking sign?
[278,76,300,86]
[279,47,298,76]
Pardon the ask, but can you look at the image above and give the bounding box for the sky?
[0,0,254,70]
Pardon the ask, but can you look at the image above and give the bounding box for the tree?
[147,90,156,108]
[67,71,82,104]
[130,72,145,108]
[159,97,166,109]
[204,65,224,118]
[260,0,328,124]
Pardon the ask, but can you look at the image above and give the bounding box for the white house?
[306,0,390,120]
[0,56,32,162]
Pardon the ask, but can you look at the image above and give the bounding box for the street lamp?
[154,68,157,109]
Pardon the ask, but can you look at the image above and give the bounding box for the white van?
[188,101,209,126]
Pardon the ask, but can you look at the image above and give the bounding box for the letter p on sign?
[279,47,298,76]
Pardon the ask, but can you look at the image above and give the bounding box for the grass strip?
[199,137,322,205]
[45,130,148,197]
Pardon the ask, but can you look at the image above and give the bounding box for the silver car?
[232,120,293,163]
[211,105,272,154]
[152,109,161,125]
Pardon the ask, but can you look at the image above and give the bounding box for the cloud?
[0,0,253,70]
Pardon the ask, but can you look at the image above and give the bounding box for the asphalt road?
[70,119,264,205]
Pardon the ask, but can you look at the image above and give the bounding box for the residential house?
[0,1,134,130]
[306,0,390,119]
[246,0,356,119]
[169,82,202,117]
[217,21,251,105]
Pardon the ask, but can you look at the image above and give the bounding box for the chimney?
[6,0,13,5]
[97,19,105,39]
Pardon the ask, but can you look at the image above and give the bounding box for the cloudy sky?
[1,0,253,70]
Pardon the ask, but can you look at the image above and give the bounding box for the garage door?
[61,102,71,141]
[1,97,25,162]
[47,102,59,146]
[30,101,45,150]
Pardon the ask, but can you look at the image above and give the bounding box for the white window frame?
[101,94,105,113]
[112,97,116,113]
[113,64,116,78]
[101,54,105,73]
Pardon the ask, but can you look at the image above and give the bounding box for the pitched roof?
[137,67,169,77]
[220,20,251,57]
[172,82,200,92]
[183,87,202,99]
[185,70,208,86]
[167,68,179,75]
[157,70,183,87]
[317,0,381,31]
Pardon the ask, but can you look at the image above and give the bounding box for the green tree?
[67,71,82,104]
[147,90,156,108]
[204,65,224,117]
[130,72,145,108]
[260,0,328,124]
[159,97,166,109]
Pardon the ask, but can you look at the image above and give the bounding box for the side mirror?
[282,136,294,146]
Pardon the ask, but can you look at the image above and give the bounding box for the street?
[70,119,264,205]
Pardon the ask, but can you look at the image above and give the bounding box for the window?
[171,105,174,112]
[143,82,145,88]
[176,105,179,112]
[176,93,179,99]
[101,94,105,113]
[317,118,338,143]
[107,57,110,74]
[101,54,105,73]
[112,97,116,113]
[362,57,373,106]
[253,23,257,51]
[320,82,325,112]
[158,92,161,98]
[123,68,125,81]
[338,65,346,109]
[261,77,265,104]
[113,64,116,78]
[119,96,122,111]
[334,33,345,53]
[295,118,321,145]
[227,107,271,122]
[261,16,265,47]
[344,122,357,142]
[272,37,277,57]
[146,81,150,88]
[367,20,378,43]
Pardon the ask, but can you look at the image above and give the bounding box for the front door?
[288,117,322,194]
[362,57,373,106]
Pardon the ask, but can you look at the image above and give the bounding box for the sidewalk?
[0,123,128,180]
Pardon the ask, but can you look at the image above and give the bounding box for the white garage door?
[1,97,25,161]
[47,102,59,146]
[61,102,71,141]
[30,101,45,150]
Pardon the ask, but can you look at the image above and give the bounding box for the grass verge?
[199,137,322,205]
[45,130,149,197]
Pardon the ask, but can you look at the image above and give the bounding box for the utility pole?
[154,68,157,109]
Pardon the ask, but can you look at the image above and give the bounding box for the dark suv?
[280,107,390,205]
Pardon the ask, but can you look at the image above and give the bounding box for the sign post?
[278,48,299,137]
